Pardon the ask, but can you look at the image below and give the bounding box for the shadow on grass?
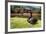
[10,17,41,29]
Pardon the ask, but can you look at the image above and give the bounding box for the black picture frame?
[5,0,45,34]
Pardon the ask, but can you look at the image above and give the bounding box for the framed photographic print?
[5,0,45,33]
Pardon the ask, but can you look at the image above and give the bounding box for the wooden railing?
[11,13,40,17]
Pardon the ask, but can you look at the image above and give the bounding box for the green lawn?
[10,17,41,29]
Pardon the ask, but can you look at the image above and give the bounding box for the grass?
[10,17,41,29]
